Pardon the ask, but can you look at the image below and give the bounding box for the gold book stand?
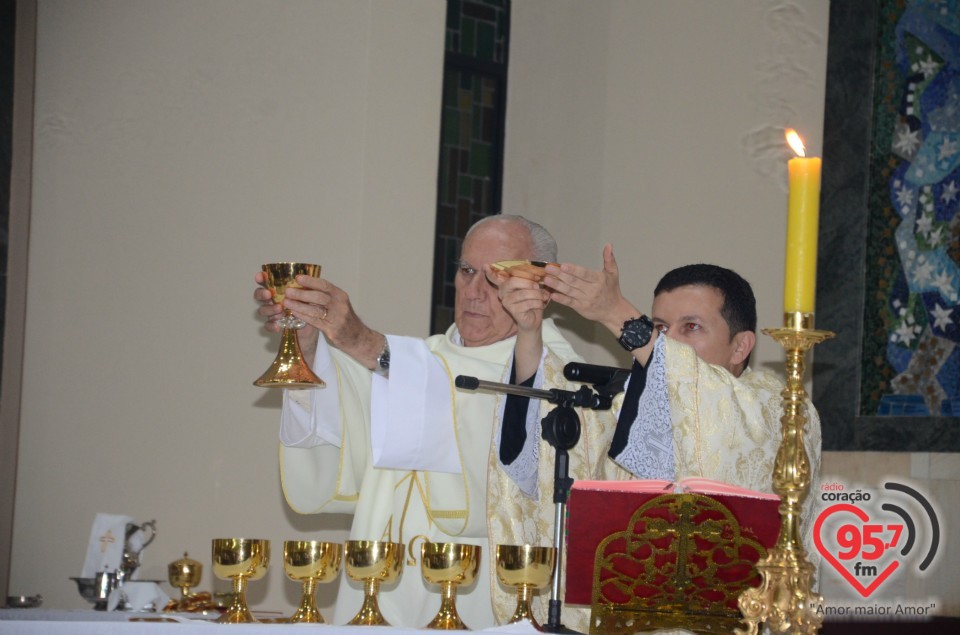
[588,493,773,635]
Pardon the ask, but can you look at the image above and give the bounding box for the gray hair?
[464,214,558,262]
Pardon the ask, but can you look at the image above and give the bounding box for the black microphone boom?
[563,362,630,387]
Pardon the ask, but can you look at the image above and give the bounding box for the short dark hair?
[654,264,757,337]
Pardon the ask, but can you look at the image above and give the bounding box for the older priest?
[255,215,616,629]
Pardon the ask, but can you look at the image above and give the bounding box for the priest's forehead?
[459,218,533,265]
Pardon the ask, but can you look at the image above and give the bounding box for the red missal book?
[564,478,781,608]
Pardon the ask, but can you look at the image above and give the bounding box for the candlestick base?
[736,323,833,635]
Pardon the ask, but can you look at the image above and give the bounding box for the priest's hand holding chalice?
[254,262,324,388]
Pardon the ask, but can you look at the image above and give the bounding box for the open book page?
[571,479,673,493]
[572,478,779,500]
[674,477,780,499]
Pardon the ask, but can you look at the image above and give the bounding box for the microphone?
[563,362,630,386]
[454,375,480,390]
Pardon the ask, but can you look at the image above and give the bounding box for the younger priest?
[492,245,822,632]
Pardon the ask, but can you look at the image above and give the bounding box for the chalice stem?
[290,578,322,623]
[350,578,387,625]
[428,581,467,630]
[510,584,538,625]
[220,576,256,623]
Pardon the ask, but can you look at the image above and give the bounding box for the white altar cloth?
[0,610,540,635]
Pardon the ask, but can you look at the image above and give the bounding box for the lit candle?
[783,129,821,314]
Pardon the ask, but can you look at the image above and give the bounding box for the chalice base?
[289,582,324,624]
[254,327,325,388]
[426,582,469,630]
[508,585,540,628]
[348,580,391,626]
[217,588,257,624]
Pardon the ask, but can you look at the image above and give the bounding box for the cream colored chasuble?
[278,320,578,629]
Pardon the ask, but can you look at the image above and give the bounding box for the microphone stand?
[454,375,617,634]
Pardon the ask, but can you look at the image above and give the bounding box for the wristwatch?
[617,315,654,351]
[374,337,390,377]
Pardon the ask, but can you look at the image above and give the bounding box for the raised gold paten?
[419,541,480,630]
[490,260,558,283]
[283,540,342,623]
[344,540,403,626]
[254,262,325,388]
[495,544,555,628]
[211,538,270,623]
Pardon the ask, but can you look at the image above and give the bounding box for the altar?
[0,610,539,635]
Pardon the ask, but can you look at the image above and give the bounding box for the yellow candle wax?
[784,153,821,314]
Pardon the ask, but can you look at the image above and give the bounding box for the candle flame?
[785,128,806,157]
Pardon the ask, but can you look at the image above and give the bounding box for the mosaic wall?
[816,0,958,449]
[430,0,510,335]
[861,0,960,417]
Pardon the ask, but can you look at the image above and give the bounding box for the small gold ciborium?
[168,552,202,600]
[254,262,325,388]
[164,552,219,614]
[420,541,481,630]
[283,540,342,624]
[495,544,556,628]
[344,540,404,626]
[211,538,270,624]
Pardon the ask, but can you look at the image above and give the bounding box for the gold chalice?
[254,262,325,388]
[283,540,342,623]
[211,538,270,623]
[344,540,404,626]
[495,544,556,628]
[420,541,481,630]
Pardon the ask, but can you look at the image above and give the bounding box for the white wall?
[11,0,444,612]
[504,0,831,371]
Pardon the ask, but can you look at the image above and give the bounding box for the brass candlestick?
[737,312,833,635]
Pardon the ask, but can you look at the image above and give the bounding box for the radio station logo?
[813,480,940,600]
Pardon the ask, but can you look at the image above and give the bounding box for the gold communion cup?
[254,262,325,388]
[283,540,342,624]
[211,538,270,624]
[495,544,556,628]
[344,540,404,626]
[419,541,481,630]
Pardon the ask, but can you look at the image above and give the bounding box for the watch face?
[619,316,653,351]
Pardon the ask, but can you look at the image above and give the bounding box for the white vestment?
[278,319,582,629]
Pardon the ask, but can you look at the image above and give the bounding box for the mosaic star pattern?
[862,0,960,416]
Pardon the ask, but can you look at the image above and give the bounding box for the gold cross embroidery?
[99,530,116,553]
